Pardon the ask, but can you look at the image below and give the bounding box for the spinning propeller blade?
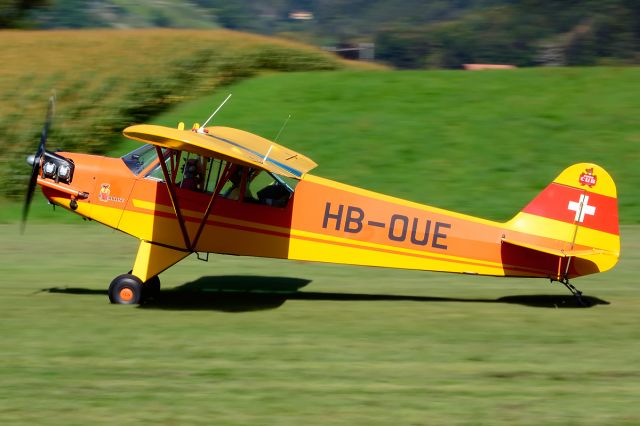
[22,95,55,233]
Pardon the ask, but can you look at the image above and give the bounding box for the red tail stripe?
[522,183,619,235]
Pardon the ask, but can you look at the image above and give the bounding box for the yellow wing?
[123,124,317,179]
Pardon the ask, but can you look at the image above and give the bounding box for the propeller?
[22,95,55,233]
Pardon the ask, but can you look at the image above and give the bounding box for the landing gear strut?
[108,274,161,304]
[142,275,161,300]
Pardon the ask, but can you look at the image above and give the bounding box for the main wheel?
[108,274,143,305]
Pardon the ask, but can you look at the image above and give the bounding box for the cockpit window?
[121,144,161,175]
[221,166,295,207]
[144,150,228,194]
[129,144,297,206]
[250,170,289,206]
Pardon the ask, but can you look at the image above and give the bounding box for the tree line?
[2,0,639,68]
[375,0,640,68]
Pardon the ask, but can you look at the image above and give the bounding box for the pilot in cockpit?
[223,166,291,207]
[224,166,255,201]
[180,157,204,191]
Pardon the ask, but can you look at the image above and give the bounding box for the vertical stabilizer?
[506,163,619,277]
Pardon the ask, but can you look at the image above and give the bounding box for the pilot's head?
[183,158,201,179]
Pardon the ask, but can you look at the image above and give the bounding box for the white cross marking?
[568,194,596,223]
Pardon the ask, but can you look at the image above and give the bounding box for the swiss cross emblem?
[579,168,597,187]
[568,194,596,223]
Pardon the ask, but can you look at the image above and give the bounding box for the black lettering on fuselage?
[388,214,408,241]
[410,218,432,246]
[323,202,343,230]
[432,222,451,250]
[345,206,364,233]
[322,202,451,250]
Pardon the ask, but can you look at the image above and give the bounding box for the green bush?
[0,30,343,198]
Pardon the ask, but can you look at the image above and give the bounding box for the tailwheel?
[109,274,143,305]
[559,278,589,307]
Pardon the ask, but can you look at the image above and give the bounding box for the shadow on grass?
[44,275,610,312]
[142,276,311,312]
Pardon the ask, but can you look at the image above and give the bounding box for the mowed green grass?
[2,67,638,424]
[1,223,638,425]
[123,67,638,223]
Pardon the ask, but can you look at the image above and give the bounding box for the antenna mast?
[274,114,291,142]
[198,94,232,132]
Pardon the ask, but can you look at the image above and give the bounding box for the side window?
[145,158,167,181]
[219,166,293,207]
[176,155,205,192]
[144,150,228,194]
[202,158,226,194]
[254,173,294,207]
[143,153,297,205]
[144,149,173,182]
[219,166,251,201]
[251,171,283,206]
[122,145,163,176]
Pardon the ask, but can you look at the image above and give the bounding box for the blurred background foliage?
[0,29,349,199]
[2,0,639,68]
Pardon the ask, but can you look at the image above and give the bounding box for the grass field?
[1,223,638,425]
[122,67,640,223]
[2,47,638,424]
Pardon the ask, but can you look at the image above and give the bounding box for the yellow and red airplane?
[24,97,620,305]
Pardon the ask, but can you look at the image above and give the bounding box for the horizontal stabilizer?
[501,238,612,258]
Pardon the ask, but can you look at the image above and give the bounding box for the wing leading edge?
[123,124,317,179]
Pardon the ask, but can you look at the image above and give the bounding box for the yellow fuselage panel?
[44,156,619,281]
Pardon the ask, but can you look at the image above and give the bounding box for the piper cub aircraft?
[24,97,620,305]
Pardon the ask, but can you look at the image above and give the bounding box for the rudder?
[506,163,619,276]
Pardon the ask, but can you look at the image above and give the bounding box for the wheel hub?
[119,287,134,302]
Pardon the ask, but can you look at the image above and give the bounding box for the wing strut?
[190,162,232,250]
[155,147,191,250]
[154,147,233,253]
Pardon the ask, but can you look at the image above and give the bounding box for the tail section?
[505,163,619,278]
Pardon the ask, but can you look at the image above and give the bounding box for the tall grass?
[0,29,344,198]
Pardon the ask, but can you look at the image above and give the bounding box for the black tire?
[142,275,161,299]
[108,274,143,305]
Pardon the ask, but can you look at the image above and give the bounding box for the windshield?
[121,144,160,175]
